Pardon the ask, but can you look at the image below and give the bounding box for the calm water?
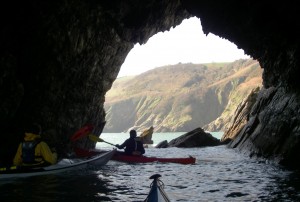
[1,133,300,201]
[96,132,223,148]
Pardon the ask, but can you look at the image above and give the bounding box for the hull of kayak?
[112,151,196,164]
[0,149,116,179]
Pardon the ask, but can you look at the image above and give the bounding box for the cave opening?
[103,17,262,134]
[118,17,250,78]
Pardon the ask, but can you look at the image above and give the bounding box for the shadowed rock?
[155,140,168,148]
[167,128,220,148]
[221,87,260,143]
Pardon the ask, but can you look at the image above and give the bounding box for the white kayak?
[0,149,116,179]
[144,174,171,202]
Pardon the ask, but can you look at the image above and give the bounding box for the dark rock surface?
[167,128,220,148]
[228,87,300,168]
[1,1,300,168]
[155,140,169,148]
[0,0,190,164]
[221,87,260,142]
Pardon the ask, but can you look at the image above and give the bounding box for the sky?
[118,17,250,78]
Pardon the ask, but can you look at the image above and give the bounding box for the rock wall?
[182,1,300,168]
[228,87,300,168]
[1,0,300,168]
[0,0,190,163]
[220,87,260,142]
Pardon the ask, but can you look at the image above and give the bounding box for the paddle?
[88,134,116,146]
[70,124,94,142]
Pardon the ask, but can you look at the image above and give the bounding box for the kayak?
[74,148,196,164]
[0,149,116,179]
[144,174,171,202]
[112,151,196,164]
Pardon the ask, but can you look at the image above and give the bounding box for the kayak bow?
[144,174,171,202]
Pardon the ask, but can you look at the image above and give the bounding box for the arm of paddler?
[13,143,23,166]
[116,139,128,149]
[39,141,57,165]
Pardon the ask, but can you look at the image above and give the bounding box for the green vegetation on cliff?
[104,59,262,132]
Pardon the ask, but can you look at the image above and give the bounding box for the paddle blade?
[71,124,94,141]
[88,134,102,142]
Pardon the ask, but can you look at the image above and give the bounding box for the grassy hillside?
[104,59,263,132]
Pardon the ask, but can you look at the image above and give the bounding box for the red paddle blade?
[70,124,94,141]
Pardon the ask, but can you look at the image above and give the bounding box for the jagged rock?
[203,65,263,133]
[155,140,168,148]
[167,128,220,148]
[221,87,260,143]
[139,126,154,144]
[228,87,300,168]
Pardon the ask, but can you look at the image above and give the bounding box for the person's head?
[129,130,137,138]
[24,123,42,135]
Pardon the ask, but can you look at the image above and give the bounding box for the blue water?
[1,132,300,201]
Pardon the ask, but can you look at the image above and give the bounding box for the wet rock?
[155,140,168,148]
[167,128,220,148]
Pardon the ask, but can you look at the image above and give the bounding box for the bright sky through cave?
[118,17,250,78]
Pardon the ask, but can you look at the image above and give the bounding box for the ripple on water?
[1,145,300,201]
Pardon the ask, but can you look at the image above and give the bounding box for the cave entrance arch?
[118,17,250,78]
[103,17,262,134]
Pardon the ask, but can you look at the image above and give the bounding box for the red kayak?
[112,151,196,165]
[74,148,196,164]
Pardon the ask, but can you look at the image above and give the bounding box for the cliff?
[104,59,262,132]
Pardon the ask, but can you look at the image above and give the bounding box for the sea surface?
[1,132,300,202]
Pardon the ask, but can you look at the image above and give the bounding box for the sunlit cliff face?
[1,1,300,168]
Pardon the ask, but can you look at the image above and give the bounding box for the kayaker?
[116,130,145,156]
[13,124,57,167]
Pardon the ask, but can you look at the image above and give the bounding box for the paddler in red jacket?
[116,130,145,156]
[13,124,57,167]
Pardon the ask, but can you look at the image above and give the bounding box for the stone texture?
[0,0,190,164]
[221,87,260,142]
[228,87,300,168]
[155,140,169,148]
[167,128,220,148]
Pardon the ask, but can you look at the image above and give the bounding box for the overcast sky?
[118,17,250,78]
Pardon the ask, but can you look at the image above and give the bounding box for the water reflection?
[1,169,115,202]
[1,146,300,202]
